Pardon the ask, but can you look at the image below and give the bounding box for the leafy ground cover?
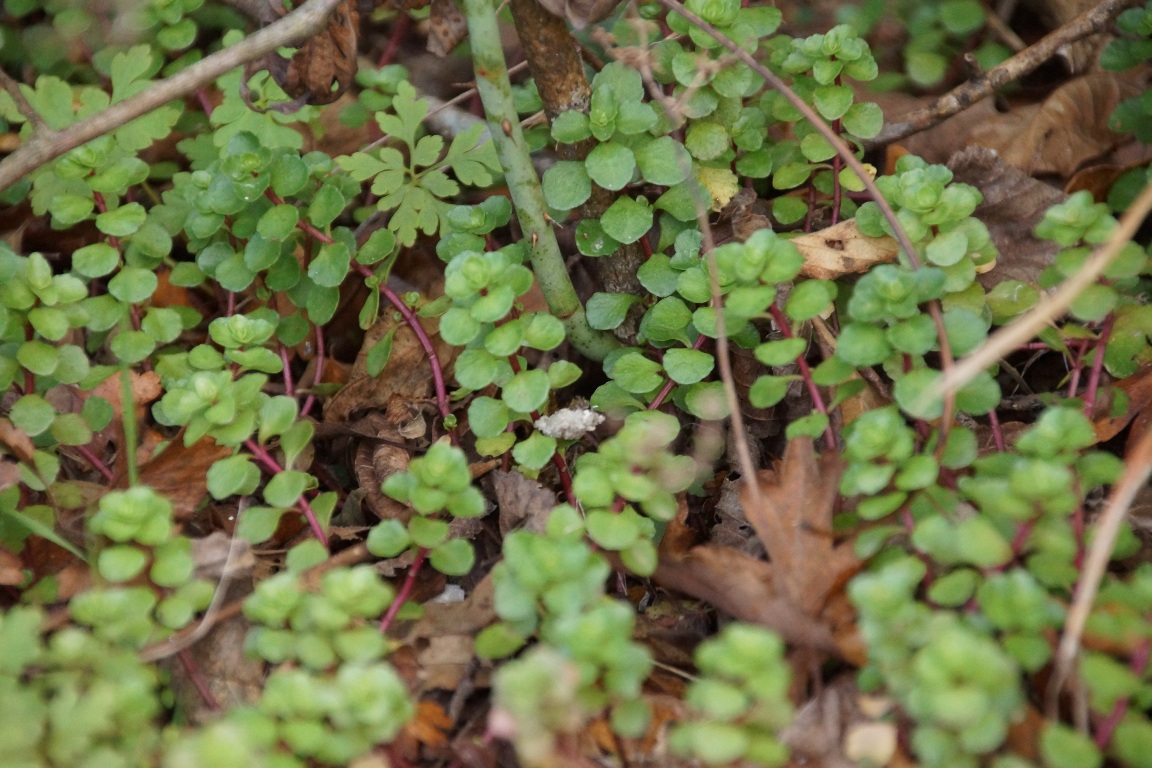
[3,0,1152,765]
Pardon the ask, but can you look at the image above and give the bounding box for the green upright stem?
[462,0,619,362]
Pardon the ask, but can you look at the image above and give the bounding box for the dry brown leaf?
[245,0,359,109]
[794,219,898,280]
[492,469,557,535]
[0,545,23,586]
[653,542,840,653]
[353,404,415,525]
[653,446,864,656]
[1094,365,1152,443]
[426,0,469,56]
[741,436,859,616]
[970,72,1142,177]
[0,417,35,463]
[325,305,458,424]
[131,437,231,522]
[87,370,162,420]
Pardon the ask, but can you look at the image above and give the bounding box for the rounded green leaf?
[108,266,158,303]
[600,196,653,245]
[207,454,262,499]
[96,202,146,237]
[662,348,714,384]
[502,369,550,413]
[586,510,640,550]
[585,141,636,191]
[430,539,475,576]
[634,136,690,186]
[542,161,592,210]
[72,242,120,278]
[98,545,148,582]
[684,121,729,161]
[587,292,639,331]
[784,279,836,322]
[366,519,411,558]
[257,204,300,241]
[813,84,853,121]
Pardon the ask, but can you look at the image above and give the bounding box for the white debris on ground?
[534,407,605,440]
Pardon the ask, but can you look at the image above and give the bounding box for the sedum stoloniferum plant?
[3,0,1152,767]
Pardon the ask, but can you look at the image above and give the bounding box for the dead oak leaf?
[653,438,861,656]
[740,436,860,617]
[970,72,1143,177]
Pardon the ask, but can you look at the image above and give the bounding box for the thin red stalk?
[379,547,428,633]
[355,263,452,423]
[649,334,708,411]
[75,444,115,483]
[299,323,325,418]
[244,438,329,548]
[769,305,837,447]
[178,648,220,710]
[1082,315,1113,418]
[279,344,295,397]
[987,407,1005,453]
[1097,638,1151,748]
[378,13,408,67]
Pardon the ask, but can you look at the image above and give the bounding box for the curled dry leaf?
[969,72,1143,177]
[1094,365,1152,446]
[426,0,470,56]
[492,469,556,535]
[794,219,898,280]
[654,439,867,655]
[244,0,359,109]
[325,304,458,424]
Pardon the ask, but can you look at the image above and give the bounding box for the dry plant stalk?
[934,179,1152,406]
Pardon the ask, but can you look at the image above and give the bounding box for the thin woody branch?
[869,0,1132,148]
[0,0,346,194]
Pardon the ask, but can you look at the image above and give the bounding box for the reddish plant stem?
[355,263,453,426]
[244,438,329,549]
[75,444,115,483]
[1082,315,1114,418]
[768,304,837,447]
[649,334,708,411]
[378,13,409,67]
[379,547,428,633]
[299,322,325,418]
[1097,638,1151,748]
[987,407,1005,453]
[278,344,295,397]
[178,648,220,710]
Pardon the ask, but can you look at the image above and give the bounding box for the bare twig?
[1047,423,1152,714]
[934,179,1152,406]
[870,0,1130,148]
[0,66,46,131]
[0,0,347,194]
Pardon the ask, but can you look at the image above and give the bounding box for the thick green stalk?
[462,0,619,362]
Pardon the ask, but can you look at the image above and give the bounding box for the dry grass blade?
[1047,423,1152,712]
[934,178,1152,408]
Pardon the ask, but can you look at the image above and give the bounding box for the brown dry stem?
[0,0,347,194]
[870,0,1131,148]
